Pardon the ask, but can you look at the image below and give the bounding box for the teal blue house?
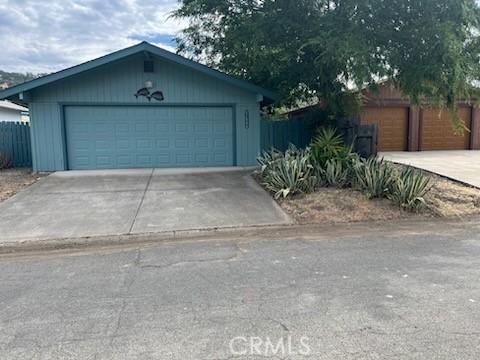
[0,42,276,171]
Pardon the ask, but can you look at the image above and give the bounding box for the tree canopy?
[174,0,480,120]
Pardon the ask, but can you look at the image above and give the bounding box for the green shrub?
[321,159,349,187]
[262,149,316,198]
[0,153,12,170]
[353,157,395,198]
[311,128,351,167]
[388,167,431,211]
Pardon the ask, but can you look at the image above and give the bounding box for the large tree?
[174,0,480,122]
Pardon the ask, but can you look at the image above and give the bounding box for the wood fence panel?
[261,118,312,152]
[0,122,32,167]
[261,117,378,157]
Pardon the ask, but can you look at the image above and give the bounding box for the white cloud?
[0,0,185,73]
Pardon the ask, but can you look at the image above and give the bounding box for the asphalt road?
[1,221,480,359]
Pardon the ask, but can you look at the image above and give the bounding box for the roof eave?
[0,42,148,100]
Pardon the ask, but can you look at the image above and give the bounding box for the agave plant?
[256,148,284,175]
[284,143,306,158]
[353,157,395,198]
[262,148,316,198]
[321,159,349,188]
[388,167,432,211]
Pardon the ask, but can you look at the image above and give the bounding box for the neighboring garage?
[420,107,471,150]
[360,107,409,151]
[361,84,480,152]
[0,42,276,171]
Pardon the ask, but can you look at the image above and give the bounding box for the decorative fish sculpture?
[148,90,164,102]
[134,87,150,99]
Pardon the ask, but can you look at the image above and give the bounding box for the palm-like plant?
[310,128,347,167]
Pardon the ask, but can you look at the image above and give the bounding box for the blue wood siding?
[29,103,65,171]
[29,54,261,171]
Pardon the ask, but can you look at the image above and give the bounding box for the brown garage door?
[361,107,408,151]
[420,107,471,150]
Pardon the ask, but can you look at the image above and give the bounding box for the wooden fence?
[0,122,32,167]
[260,117,378,157]
[260,118,313,152]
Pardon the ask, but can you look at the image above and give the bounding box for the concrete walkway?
[0,168,291,243]
[380,150,480,188]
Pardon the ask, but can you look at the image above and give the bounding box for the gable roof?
[0,42,278,102]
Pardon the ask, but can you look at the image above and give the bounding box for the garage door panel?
[360,107,408,151]
[156,139,170,149]
[214,122,230,134]
[175,123,189,133]
[213,138,227,149]
[214,152,228,163]
[136,139,153,150]
[135,122,149,133]
[116,139,130,150]
[195,153,209,163]
[74,156,90,168]
[420,108,471,150]
[116,155,133,167]
[115,122,130,133]
[155,123,169,133]
[96,155,114,167]
[195,138,209,148]
[175,153,191,165]
[135,154,153,166]
[65,106,234,169]
[156,153,171,166]
[194,122,210,133]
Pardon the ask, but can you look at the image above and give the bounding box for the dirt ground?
[262,163,480,224]
[0,168,44,202]
[423,171,480,217]
[278,188,420,224]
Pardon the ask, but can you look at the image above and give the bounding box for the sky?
[0,0,185,74]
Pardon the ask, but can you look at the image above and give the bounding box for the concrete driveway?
[380,150,480,188]
[0,168,290,243]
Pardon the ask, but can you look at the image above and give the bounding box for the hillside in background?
[0,70,44,89]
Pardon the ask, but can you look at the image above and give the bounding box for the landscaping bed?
[256,129,480,224]
[276,163,480,224]
[0,168,44,202]
[278,187,417,224]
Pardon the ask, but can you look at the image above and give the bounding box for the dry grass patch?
[278,188,420,224]
[423,172,480,217]
[0,168,44,202]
